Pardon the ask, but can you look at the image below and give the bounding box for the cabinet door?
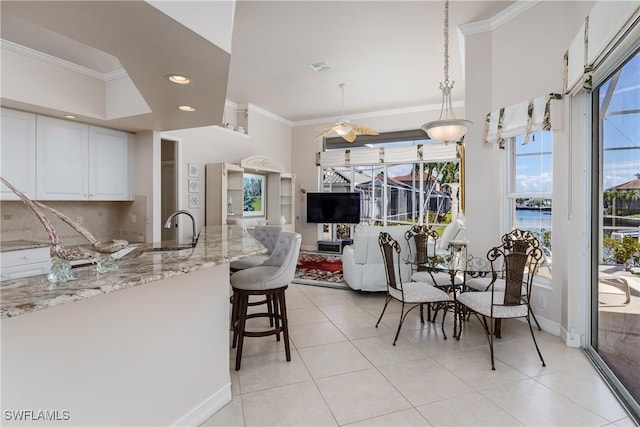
[36,116,89,200]
[1,109,37,200]
[89,126,130,200]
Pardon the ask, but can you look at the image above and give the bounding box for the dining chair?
[230,231,301,370]
[464,229,543,332]
[457,229,546,370]
[404,225,463,322]
[376,232,452,345]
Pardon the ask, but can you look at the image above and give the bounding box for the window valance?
[483,93,562,148]
[564,3,639,93]
[316,143,457,167]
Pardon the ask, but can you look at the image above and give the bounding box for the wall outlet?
[131,214,137,224]
[76,216,83,225]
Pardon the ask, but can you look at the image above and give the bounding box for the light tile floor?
[203,284,635,427]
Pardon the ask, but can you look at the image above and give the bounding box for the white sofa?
[342,219,467,293]
[342,224,413,292]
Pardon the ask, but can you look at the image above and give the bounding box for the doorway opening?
[161,138,178,241]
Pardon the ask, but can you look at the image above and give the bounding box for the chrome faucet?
[163,210,198,246]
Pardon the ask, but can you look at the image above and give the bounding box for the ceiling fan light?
[334,123,353,136]
[342,130,357,143]
[422,119,471,143]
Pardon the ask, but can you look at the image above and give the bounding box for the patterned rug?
[293,252,350,289]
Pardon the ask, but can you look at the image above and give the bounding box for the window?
[506,130,553,281]
[318,131,461,240]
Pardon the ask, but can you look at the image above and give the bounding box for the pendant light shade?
[422,0,472,143]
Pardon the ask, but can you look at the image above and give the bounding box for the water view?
[516,208,552,228]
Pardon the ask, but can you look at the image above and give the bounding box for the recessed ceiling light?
[310,62,331,72]
[165,74,192,85]
[63,115,77,119]
[178,105,196,112]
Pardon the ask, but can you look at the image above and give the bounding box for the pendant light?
[421,0,472,143]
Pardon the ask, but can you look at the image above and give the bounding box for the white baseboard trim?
[514,315,560,337]
[171,383,232,426]
[559,325,583,348]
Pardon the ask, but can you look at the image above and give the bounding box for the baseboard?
[514,315,561,338]
[171,383,232,426]
[559,324,583,348]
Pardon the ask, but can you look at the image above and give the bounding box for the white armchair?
[342,224,412,292]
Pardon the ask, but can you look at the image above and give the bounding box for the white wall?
[2,265,232,426]
[463,1,595,338]
[161,105,293,241]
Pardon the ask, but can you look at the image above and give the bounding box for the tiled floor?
[203,284,635,426]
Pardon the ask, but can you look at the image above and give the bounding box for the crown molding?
[1,39,127,81]
[247,103,292,126]
[292,101,457,127]
[459,0,541,36]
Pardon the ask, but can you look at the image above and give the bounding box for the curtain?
[483,93,563,148]
[316,143,457,167]
[565,2,638,93]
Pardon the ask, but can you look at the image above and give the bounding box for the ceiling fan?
[316,83,379,143]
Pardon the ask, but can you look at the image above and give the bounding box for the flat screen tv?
[306,192,361,224]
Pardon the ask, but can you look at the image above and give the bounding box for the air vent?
[310,62,332,72]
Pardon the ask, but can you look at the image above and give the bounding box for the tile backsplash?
[1,197,147,246]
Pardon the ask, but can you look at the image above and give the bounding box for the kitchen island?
[1,225,265,426]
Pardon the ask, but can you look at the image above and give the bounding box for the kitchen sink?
[143,244,196,252]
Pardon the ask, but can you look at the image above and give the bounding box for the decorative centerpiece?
[1,177,129,281]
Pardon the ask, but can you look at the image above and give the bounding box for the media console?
[317,239,353,254]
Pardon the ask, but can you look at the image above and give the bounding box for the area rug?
[293,252,350,289]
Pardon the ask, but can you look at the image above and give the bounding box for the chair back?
[253,225,283,253]
[404,225,439,272]
[487,229,543,306]
[261,231,302,288]
[379,232,404,293]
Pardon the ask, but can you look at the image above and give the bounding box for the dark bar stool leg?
[278,289,291,362]
[234,293,248,371]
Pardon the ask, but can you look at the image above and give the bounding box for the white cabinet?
[1,109,37,200]
[266,171,295,231]
[0,247,51,281]
[36,115,130,201]
[36,115,89,200]
[279,173,295,231]
[89,126,131,200]
[206,158,295,230]
[205,163,244,226]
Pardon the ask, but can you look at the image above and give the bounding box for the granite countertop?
[0,240,51,252]
[0,225,266,319]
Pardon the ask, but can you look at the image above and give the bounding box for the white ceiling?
[0,1,519,131]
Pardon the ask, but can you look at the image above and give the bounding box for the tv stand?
[317,239,353,254]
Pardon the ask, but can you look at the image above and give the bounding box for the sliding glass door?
[590,48,640,419]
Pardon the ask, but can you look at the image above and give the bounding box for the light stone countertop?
[0,239,51,252]
[0,225,266,319]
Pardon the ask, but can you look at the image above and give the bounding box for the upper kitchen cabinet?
[36,116,89,200]
[88,126,131,201]
[36,115,131,201]
[1,108,37,200]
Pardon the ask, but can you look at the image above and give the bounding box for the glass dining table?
[405,249,493,339]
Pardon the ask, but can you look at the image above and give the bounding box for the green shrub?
[603,236,640,264]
